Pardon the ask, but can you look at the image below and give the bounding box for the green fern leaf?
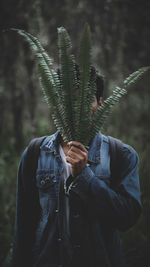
[11,29,71,139]
[124,66,150,88]
[11,26,150,147]
[58,27,78,140]
[89,87,127,141]
[76,23,92,142]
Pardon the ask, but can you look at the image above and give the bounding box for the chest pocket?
[36,170,58,200]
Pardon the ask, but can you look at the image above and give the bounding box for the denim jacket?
[12,131,142,267]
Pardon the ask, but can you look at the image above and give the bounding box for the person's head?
[74,64,104,112]
[89,65,104,110]
[57,63,104,109]
[74,64,104,103]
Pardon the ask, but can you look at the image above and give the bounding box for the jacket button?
[55,209,59,213]
[58,238,62,242]
[40,180,45,186]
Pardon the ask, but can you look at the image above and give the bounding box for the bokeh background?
[0,0,150,266]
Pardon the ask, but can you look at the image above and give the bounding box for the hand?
[66,141,88,178]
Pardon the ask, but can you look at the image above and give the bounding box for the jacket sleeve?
[68,145,142,232]
[12,148,37,267]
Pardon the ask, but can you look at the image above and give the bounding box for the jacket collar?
[41,130,61,155]
[41,130,102,164]
[87,132,102,164]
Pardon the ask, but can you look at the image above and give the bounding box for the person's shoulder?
[27,132,58,147]
[121,142,139,167]
[122,142,138,156]
[21,133,55,157]
[102,133,139,162]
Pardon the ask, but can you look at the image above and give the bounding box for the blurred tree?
[0,0,46,152]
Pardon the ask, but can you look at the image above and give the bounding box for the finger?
[67,150,84,161]
[68,146,87,157]
[67,141,87,153]
[66,156,78,166]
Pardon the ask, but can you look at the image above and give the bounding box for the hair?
[90,66,104,101]
[57,64,104,102]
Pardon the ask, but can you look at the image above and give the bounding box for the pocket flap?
[36,173,57,190]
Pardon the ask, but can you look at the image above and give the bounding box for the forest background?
[0,0,150,266]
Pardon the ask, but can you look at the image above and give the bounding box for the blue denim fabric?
[12,131,142,267]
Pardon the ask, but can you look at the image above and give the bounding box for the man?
[12,67,142,267]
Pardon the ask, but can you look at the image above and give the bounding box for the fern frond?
[58,27,78,140]
[12,29,71,139]
[11,29,53,67]
[12,26,149,147]
[124,66,150,88]
[11,29,63,99]
[88,87,127,143]
[76,23,92,142]
[38,63,70,139]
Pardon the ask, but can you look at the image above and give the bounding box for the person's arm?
[12,149,37,267]
[66,142,142,232]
